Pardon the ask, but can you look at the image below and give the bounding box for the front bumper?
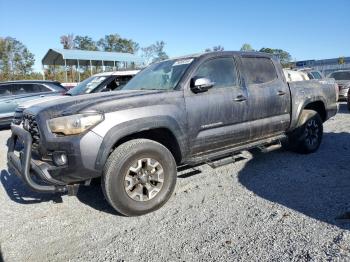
[7,125,68,193]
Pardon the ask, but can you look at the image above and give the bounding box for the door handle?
[234,95,247,102]
[277,90,286,96]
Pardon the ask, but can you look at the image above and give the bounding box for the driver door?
[185,56,250,155]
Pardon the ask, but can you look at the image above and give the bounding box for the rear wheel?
[286,111,323,154]
[102,139,177,216]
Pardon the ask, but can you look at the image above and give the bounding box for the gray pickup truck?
[7,51,338,216]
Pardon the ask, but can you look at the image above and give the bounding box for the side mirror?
[190,77,214,93]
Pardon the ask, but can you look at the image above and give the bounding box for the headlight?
[48,113,104,136]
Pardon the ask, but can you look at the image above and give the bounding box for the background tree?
[141,41,169,64]
[60,34,75,49]
[240,43,254,52]
[213,45,224,52]
[259,47,292,67]
[338,56,345,65]
[204,45,225,52]
[97,34,139,53]
[74,36,98,51]
[0,37,35,80]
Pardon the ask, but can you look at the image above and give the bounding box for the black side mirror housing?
[190,77,214,93]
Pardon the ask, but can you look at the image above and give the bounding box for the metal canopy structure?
[42,48,144,82]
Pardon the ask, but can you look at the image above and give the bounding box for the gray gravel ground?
[0,104,350,262]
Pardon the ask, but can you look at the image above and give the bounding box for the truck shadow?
[238,132,350,230]
[76,181,120,215]
[0,169,64,204]
[0,169,119,215]
[338,102,349,114]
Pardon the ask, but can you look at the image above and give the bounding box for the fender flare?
[94,116,187,170]
[295,109,318,128]
[290,97,326,130]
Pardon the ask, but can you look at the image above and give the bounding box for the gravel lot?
[0,104,350,261]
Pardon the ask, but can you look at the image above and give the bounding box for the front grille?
[23,114,40,148]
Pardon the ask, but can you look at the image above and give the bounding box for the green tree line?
[1,35,304,83]
[239,43,293,67]
[0,34,170,82]
[0,37,42,81]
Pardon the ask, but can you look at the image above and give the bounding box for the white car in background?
[283,69,310,82]
[13,70,140,124]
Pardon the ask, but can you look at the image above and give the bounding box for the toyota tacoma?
[8,51,338,216]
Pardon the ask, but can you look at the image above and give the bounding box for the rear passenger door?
[240,56,291,140]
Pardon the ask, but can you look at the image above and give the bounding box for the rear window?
[15,84,51,94]
[311,71,322,79]
[0,84,14,95]
[330,71,350,80]
[241,57,278,85]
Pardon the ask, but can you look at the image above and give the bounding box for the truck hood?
[18,95,67,109]
[26,90,165,118]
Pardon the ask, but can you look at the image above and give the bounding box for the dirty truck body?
[8,51,338,216]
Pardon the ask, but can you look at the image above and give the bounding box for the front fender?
[94,116,188,170]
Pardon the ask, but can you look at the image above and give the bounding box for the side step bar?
[188,134,286,166]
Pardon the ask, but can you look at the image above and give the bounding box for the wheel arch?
[95,117,187,170]
[290,98,327,130]
[303,101,327,122]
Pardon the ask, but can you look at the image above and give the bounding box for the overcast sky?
[1,0,349,71]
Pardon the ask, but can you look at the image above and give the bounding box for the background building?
[295,56,350,76]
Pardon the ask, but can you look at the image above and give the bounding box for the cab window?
[241,57,278,85]
[195,57,239,88]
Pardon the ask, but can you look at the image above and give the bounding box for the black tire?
[347,100,350,111]
[102,139,177,216]
[286,111,323,154]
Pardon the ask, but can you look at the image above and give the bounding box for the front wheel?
[286,111,323,154]
[102,139,177,216]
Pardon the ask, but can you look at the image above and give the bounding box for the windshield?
[330,71,350,80]
[122,58,194,91]
[67,76,107,95]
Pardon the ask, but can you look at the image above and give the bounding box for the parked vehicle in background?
[66,70,140,96]
[8,51,338,216]
[298,69,325,80]
[61,82,78,89]
[283,69,309,82]
[0,80,67,127]
[12,70,139,125]
[328,70,350,101]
